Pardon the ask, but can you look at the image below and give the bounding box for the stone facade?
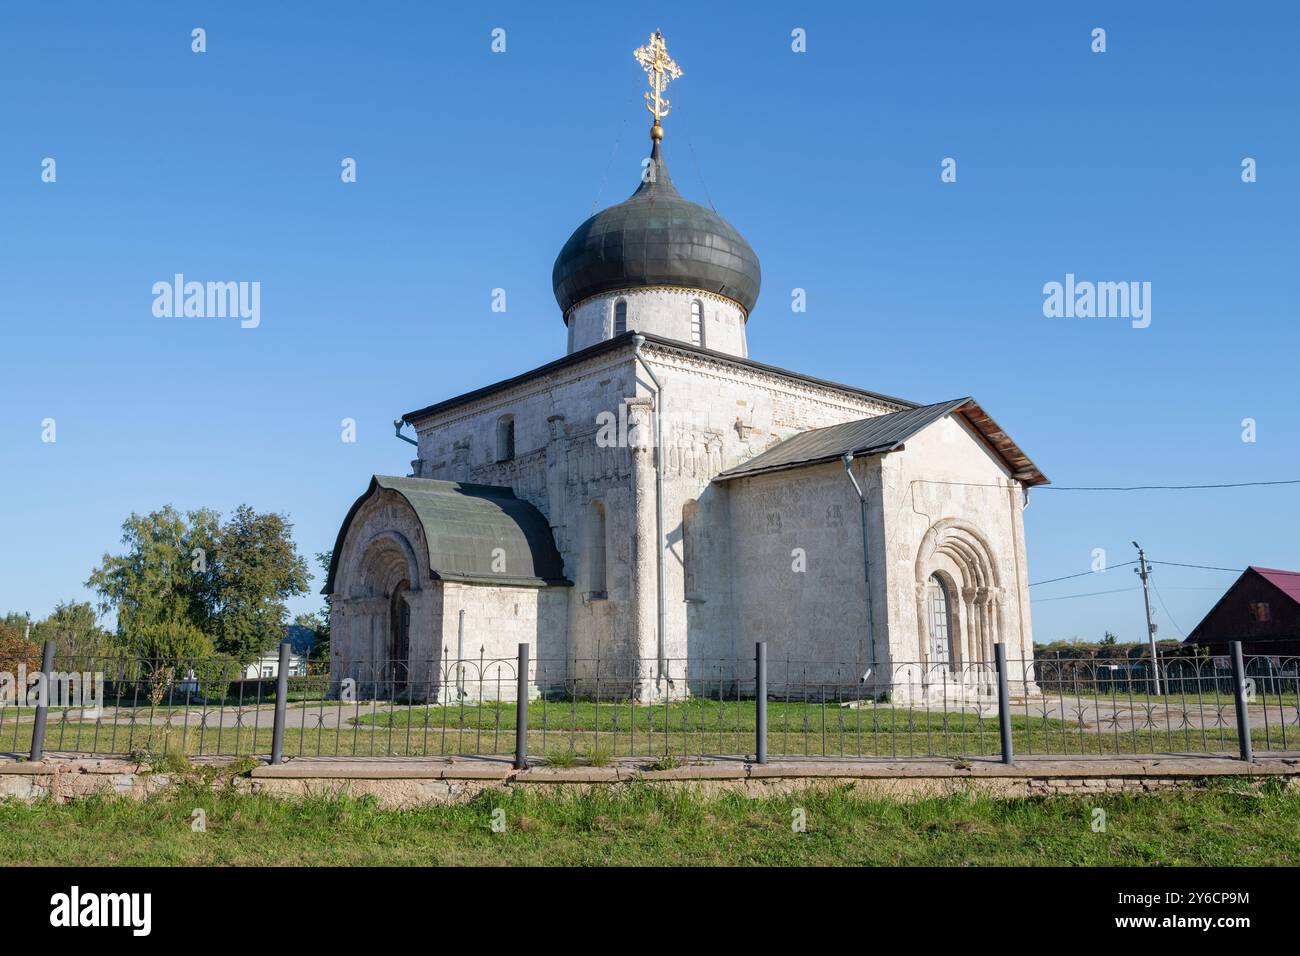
[324,332,1041,702]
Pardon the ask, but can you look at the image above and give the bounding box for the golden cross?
[633,31,682,129]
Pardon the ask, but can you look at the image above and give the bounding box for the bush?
[190,654,237,703]
[133,619,214,662]
[0,622,40,671]
[132,621,215,706]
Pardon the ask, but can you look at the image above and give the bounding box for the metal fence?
[2,641,1296,766]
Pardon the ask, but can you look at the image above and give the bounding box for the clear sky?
[1,2,1296,643]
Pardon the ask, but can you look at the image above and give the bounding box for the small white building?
[243,653,307,681]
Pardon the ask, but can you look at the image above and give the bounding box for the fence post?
[28,640,57,763]
[270,640,290,765]
[755,642,768,765]
[515,643,529,770]
[994,642,1014,766]
[1229,641,1253,763]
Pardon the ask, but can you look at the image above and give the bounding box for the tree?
[133,618,214,662]
[133,619,215,706]
[31,601,113,666]
[0,616,39,671]
[1100,631,1118,646]
[205,506,310,663]
[305,550,332,666]
[85,506,218,639]
[87,504,309,665]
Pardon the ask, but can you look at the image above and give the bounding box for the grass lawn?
[4,696,1298,760]
[1,779,1297,866]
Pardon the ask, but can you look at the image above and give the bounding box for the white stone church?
[324,37,1047,702]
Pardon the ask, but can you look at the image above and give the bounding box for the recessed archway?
[913,519,1005,685]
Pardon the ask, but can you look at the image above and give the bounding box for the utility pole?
[1132,542,1161,695]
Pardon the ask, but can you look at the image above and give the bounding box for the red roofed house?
[1184,567,1300,658]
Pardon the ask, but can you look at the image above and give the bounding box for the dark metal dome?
[552,142,761,318]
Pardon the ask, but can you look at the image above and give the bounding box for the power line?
[1149,577,1186,638]
[1150,561,1300,576]
[1149,560,1243,573]
[911,478,1300,492]
[1047,479,1300,491]
[1032,559,1300,589]
[1029,561,1136,587]
[1033,587,1139,603]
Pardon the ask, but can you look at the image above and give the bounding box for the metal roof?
[1252,566,1300,605]
[402,331,916,425]
[714,397,1049,485]
[551,141,762,316]
[324,475,569,593]
[1184,566,1300,645]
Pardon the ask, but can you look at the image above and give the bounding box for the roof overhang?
[713,397,1048,486]
[401,332,917,427]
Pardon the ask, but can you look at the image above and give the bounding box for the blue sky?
[1,2,1296,643]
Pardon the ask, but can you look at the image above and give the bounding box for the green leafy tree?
[205,506,310,664]
[132,619,215,706]
[191,654,237,703]
[87,505,308,665]
[133,618,214,662]
[302,549,333,667]
[85,506,218,640]
[31,601,113,667]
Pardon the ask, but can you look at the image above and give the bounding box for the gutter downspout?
[631,335,668,692]
[393,419,418,446]
[841,453,877,673]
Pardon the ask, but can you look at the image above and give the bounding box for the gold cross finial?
[633,30,682,140]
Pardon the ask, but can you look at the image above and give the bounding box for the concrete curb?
[3,752,1298,807]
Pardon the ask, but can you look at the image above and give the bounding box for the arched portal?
[913,519,1005,689]
[347,529,422,698]
[389,578,411,693]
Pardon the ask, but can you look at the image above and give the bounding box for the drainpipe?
[393,419,418,446]
[631,334,668,691]
[841,453,877,671]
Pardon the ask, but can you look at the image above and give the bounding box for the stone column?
[626,397,658,700]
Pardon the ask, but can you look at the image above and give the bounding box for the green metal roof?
[325,475,569,593]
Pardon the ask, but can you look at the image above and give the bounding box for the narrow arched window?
[927,574,953,667]
[588,500,607,593]
[496,414,515,462]
[690,300,704,347]
[613,299,628,336]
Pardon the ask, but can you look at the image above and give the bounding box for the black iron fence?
[2,641,1296,766]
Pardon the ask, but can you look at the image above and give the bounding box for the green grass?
[0,779,1297,865]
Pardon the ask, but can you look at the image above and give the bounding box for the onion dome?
[552,140,761,318]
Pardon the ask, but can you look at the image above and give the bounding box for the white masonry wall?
[567,288,749,357]
[402,335,1037,700]
[876,414,1037,691]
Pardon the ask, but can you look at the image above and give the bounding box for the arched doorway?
[914,519,1005,692]
[389,579,411,695]
[926,573,954,678]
